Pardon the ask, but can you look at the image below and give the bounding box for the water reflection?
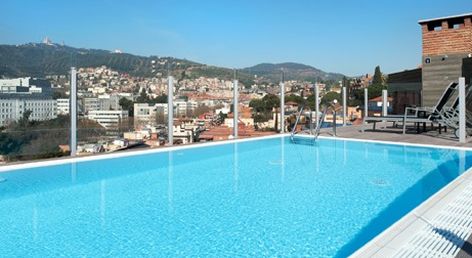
[343,140,347,166]
[70,161,77,183]
[168,152,174,214]
[233,142,239,193]
[100,180,106,227]
[281,137,285,183]
[32,205,38,241]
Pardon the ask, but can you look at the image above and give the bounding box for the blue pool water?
[0,136,471,257]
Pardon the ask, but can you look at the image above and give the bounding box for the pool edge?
[350,160,472,257]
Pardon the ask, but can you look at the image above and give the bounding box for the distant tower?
[42,37,53,45]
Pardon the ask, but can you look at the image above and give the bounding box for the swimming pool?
[0,135,471,257]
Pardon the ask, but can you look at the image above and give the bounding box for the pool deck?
[336,123,472,257]
[318,122,472,148]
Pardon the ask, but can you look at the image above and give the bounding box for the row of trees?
[249,91,342,124]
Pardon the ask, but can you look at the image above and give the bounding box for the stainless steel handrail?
[290,104,305,141]
[314,106,329,141]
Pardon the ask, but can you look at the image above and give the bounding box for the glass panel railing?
[0,121,69,163]
[0,51,360,164]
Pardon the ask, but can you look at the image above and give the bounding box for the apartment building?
[56,98,70,115]
[134,103,168,129]
[0,97,57,126]
[87,110,128,129]
[174,99,197,117]
[0,77,57,125]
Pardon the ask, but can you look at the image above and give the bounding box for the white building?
[173,124,196,144]
[87,110,128,129]
[0,98,57,126]
[0,77,51,95]
[0,77,56,126]
[134,103,168,129]
[174,100,197,117]
[0,77,32,87]
[57,98,70,115]
[82,97,100,114]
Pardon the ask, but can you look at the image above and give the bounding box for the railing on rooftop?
[0,63,359,164]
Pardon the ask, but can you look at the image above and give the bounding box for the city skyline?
[0,0,471,76]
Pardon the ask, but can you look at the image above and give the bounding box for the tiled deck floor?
[319,122,472,148]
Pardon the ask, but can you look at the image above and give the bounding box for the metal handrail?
[290,104,305,141]
[314,106,329,140]
[291,105,329,143]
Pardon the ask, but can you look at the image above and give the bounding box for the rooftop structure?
[419,13,472,106]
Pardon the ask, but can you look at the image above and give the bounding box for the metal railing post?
[167,76,174,145]
[459,77,466,143]
[333,110,337,136]
[364,88,369,119]
[382,89,388,117]
[315,83,320,126]
[233,77,238,138]
[70,67,77,157]
[280,81,285,133]
[342,86,347,126]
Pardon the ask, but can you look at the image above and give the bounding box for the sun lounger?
[362,82,459,134]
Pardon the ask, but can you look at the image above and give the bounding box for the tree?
[285,95,304,104]
[119,97,134,116]
[321,92,341,105]
[249,94,280,125]
[372,66,383,85]
[366,66,388,99]
[305,94,317,110]
[136,88,150,103]
[153,94,168,104]
[249,99,264,113]
[52,91,67,100]
[261,94,280,110]
[368,84,386,99]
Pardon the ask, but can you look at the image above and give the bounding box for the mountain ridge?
[0,43,345,83]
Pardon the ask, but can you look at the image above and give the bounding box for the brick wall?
[421,17,472,57]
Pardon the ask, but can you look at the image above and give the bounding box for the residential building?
[0,77,57,125]
[174,99,197,117]
[367,96,393,117]
[133,103,168,129]
[81,97,100,114]
[0,96,57,126]
[98,94,123,111]
[0,77,53,96]
[87,110,128,129]
[57,98,70,115]
[172,124,195,145]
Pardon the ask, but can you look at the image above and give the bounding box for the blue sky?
[0,0,470,76]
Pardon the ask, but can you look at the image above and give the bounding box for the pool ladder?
[290,106,328,143]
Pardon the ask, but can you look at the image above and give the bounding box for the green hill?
[0,43,345,84]
[242,62,344,82]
